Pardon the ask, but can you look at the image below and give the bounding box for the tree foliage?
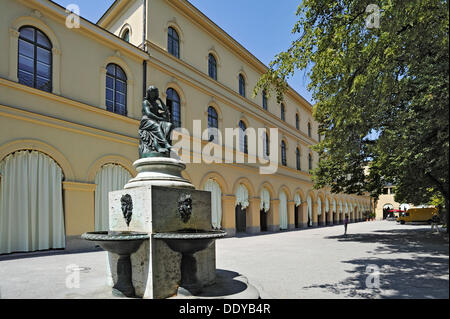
[254,0,449,218]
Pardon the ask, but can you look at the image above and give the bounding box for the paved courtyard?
[0,221,448,299]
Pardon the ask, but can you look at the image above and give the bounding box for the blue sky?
[53,0,313,104]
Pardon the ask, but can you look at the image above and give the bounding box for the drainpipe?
[142,0,148,97]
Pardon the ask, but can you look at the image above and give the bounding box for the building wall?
[0,0,145,248]
[0,0,372,253]
[374,186,408,220]
[101,0,145,48]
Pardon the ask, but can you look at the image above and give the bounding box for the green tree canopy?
[254,0,449,220]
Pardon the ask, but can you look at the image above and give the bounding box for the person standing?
[431,214,440,233]
[344,214,349,235]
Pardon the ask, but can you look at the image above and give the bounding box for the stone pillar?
[319,206,326,226]
[312,202,318,227]
[317,204,324,226]
[268,199,280,232]
[221,195,236,237]
[247,197,261,234]
[327,210,333,225]
[62,181,96,251]
[287,201,296,230]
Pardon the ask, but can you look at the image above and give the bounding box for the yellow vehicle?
[397,207,439,224]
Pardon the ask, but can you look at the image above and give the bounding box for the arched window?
[18,26,52,92]
[121,29,130,42]
[239,120,248,154]
[0,150,65,254]
[296,148,301,171]
[296,114,300,130]
[106,63,127,116]
[281,103,286,121]
[264,132,270,158]
[95,164,131,231]
[166,88,181,128]
[281,141,287,166]
[208,54,217,80]
[239,74,245,97]
[308,153,313,171]
[168,27,180,58]
[207,106,219,142]
[262,89,268,110]
[279,191,288,230]
[307,196,313,227]
[203,179,222,229]
[208,106,218,129]
[308,122,312,137]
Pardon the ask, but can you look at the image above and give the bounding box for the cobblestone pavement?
[0,221,448,299]
[216,221,449,299]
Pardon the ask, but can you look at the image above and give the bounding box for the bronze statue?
[139,86,174,157]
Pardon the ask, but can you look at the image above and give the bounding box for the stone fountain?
[82,86,235,299]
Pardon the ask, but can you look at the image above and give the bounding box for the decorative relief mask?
[121,194,133,227]
[177,194,193,223]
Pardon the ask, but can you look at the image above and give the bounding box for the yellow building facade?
[0,0,372,254]
[374,185,410,220]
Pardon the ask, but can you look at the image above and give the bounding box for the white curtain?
[279,191,288,230]
[203,179,222,229]
[345,202,349,214]
[0,151,65,254]
[235,184,249,209]
[94,164,131,231]
[339,201,343,214]
[317,197,322,216]
[260,188,270,212]
[294,193,301,207]
[325,198,329,213]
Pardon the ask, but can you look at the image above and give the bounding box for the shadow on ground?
[327,227,449,256]
[196,269,258,298]
[304,227,449,299]
[0,247,103,261]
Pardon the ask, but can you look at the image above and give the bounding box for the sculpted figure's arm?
[143,100,165,122]
[157,98,171,122]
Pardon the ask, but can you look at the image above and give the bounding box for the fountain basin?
[82,231,149,254]
[81,231,149,297]
[153,230,226,295]
[153,230,226,253]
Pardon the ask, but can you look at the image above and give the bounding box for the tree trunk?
[445,197,449,234]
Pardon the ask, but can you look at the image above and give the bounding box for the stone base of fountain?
[106,185,219,299]
[83,156,251,299]
[81,231,149,298]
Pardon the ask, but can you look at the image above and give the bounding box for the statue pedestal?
[124,157,194,190]
[105,157,220,299]
[107,185,217,299]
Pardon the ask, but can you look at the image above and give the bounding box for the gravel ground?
[0,221,448,299]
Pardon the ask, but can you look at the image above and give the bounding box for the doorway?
[260,210,268,231]
[235,204,247,233]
